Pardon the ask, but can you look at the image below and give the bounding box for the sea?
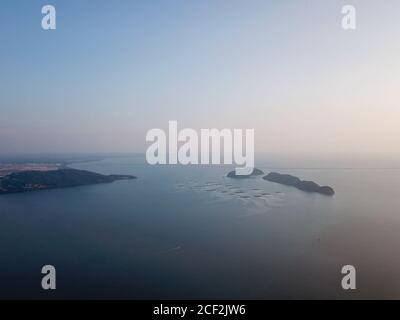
[1,153,400,299]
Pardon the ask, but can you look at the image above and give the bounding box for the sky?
[1,0,399,154]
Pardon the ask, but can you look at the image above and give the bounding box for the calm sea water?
[1,154,400,299]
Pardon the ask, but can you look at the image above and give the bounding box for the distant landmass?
[263,172,334,196]
[227,168,264,179]
[0,163,61,178]
[0,168,136,194]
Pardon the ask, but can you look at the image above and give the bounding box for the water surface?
[1,154,399,299]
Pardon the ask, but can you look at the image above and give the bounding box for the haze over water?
[1,154,399,299]
[1,0,400,300]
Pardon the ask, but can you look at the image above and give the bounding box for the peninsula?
[0,168,136,194]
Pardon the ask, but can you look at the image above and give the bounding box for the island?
[0,168,136,194]
[227,168,264,179]
[263,172,335,196]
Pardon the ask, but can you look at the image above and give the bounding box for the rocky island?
[227,168,264,179]
[0,168,136,194]
[263,172,334,196]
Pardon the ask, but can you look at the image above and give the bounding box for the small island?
[227,168,264,179]
[0,168,136,194]
[263,172,334,196]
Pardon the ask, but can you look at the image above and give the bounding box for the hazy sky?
[1,0,399,154]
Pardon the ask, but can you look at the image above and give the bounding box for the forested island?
[0,168,136,194]
[263,172,335,196]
